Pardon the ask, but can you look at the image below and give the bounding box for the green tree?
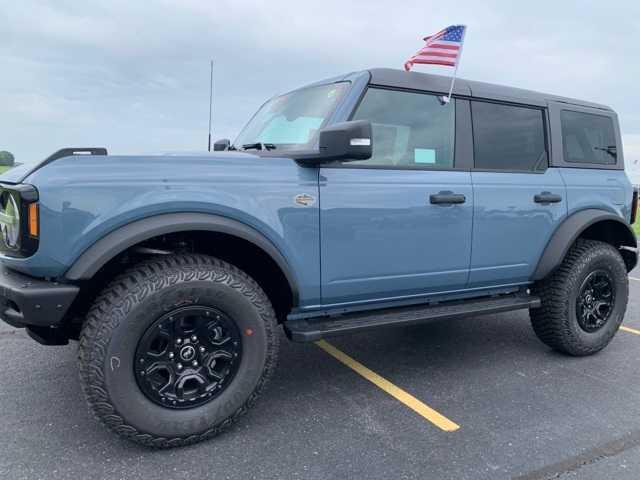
[0,151,15,166]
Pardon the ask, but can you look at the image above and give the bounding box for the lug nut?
[191,335,197,342]
[176,338,182,345]
[177,363,183,370]
[192,361,198,367]
[168,352,174,359]
[199,346,205,353]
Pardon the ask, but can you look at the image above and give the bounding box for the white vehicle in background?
[627,159,640,186]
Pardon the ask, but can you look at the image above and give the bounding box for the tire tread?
[78,254,279,448]
[531,239,628,356]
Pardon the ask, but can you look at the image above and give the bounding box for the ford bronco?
[0,68,637,447]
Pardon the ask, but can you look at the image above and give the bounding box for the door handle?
[430,192,466,205]
[534,192,562,204]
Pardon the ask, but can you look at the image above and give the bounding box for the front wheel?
[530,239,629,356]
[78,254,279,448]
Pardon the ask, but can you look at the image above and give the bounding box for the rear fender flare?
[533,208,638,280]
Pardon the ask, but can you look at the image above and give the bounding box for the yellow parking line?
[315,339,460,432]
[620,325,640,336]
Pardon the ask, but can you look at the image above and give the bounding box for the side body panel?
[546,98,632,219]
[469,169,568,286]
[319,168,473,306]
[558,168,633,220]
[2,154,323,307]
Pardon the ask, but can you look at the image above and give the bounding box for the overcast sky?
[2,0,639,178]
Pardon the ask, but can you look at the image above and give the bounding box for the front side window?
[472,101,547,171]
[349,88,455,169]
[561,110,617,165]
[234,82,349,151]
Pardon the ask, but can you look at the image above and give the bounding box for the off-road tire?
[530,239,628,356]
[78,254,279,448]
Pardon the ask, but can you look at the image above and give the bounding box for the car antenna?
[207,60,214,152]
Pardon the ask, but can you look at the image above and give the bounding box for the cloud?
[1,0,639,163]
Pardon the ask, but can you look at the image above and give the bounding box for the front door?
[319,87,473,306]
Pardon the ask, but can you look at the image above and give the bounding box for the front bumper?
[0,265,79,343]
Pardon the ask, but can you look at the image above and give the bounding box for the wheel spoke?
[145,331,171,358]
[175,373,207,399]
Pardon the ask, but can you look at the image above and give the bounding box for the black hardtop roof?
[367,68,613,112]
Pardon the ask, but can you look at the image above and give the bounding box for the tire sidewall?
[95,262,273,439]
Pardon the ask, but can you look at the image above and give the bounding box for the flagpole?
[207,60,213,152]
[442,26,467,104]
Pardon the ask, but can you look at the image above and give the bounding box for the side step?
[284,292,541,342]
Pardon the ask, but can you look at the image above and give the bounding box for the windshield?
[234,82,349,151]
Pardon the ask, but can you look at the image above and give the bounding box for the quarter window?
[472,101,547,171]
[349,88,455,169]
[560,110,617,165]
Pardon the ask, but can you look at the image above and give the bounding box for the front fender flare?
[533,209,637,281]
[64,213,299,305]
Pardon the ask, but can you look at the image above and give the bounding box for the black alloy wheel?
[135,306,242,409]
[575,270,615,333]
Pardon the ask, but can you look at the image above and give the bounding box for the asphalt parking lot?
[1,268,639,480]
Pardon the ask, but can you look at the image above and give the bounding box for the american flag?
[404,25,466,71]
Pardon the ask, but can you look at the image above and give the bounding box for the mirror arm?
[290,150,351,166]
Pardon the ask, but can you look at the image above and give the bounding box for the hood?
[1,150,273,185]
[20,152,282,186]
[0,162,36,184]
[21,151,296,187]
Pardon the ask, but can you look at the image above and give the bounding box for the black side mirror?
[294,120,373,165]
[213,139,231,151]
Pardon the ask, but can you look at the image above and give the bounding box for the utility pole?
[208,60,213,152]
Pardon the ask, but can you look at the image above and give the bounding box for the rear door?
[319,87,474,306]
[469,100,567,287]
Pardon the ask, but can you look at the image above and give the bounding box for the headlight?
[0,184,39,257]
[0,192,20,249]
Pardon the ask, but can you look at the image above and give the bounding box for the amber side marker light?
[28,203,39,237]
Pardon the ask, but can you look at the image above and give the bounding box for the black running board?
[284,292,541,342]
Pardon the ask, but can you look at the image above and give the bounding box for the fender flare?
[533,208,638,281]
[64,212,299,304]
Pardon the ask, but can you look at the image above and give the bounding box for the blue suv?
[0,68,637,447]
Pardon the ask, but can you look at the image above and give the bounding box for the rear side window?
[350,88,455,169]
[471,101,547,171]
[561,110,617,165]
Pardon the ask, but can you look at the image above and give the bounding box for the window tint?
[350,88,455,168]
[561,110,617,165]
[472,102,546,171]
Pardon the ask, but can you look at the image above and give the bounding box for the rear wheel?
[530,239,628,356]
[78,254,279,447]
